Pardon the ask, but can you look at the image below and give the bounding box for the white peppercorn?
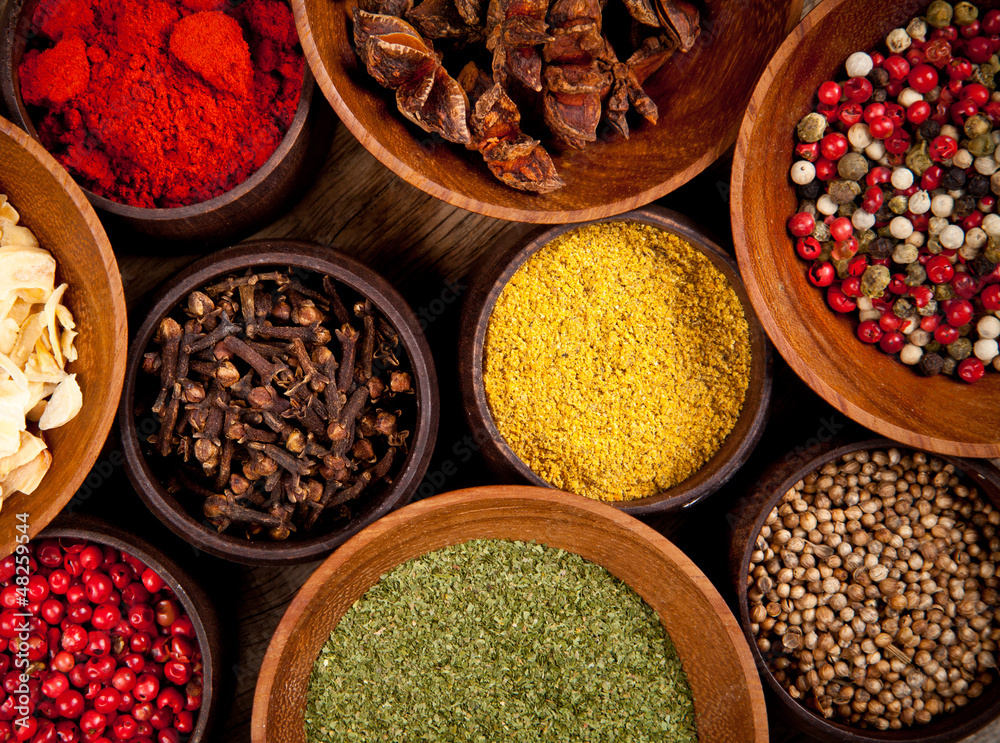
[891,167,914,190]
[931,194,955,218]
[845,52,874,78]
[900,344,923,365]
[939,224,965,249]
[791,160,816,185]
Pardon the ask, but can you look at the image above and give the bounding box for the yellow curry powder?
[483,221,752,502]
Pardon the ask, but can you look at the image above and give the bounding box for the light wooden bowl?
[119,240,440,566]
[457,206,772,513]
[731,0,1000,459]
[41,514,222,743]
[728,438,1000,743]
[252,485,768,742]
[293,0,802,223]
[0,0,334,245]
[0,115,126,558]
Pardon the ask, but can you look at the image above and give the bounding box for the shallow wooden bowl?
[457,205,772,513]
[0,116,126,558]
[0,0,334,245]
[293,0,802,223]
[728,437,1000,743]
[252,485,768,742]
[731,0,1000,458]
[118,240,440,566]
[40,514,222,743]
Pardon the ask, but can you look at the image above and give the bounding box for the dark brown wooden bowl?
[40,513,222,743]
[252,485,769,743]
[292,0,802,223]
[118,240,440,566]
[731,0,1000,459]
[457,205,772,514]
[728,437,1000,743]
[0,115,127,558]
[0,0,334,246]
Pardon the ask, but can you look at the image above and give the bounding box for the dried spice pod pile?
[352,0,701,192]
[137,270,415,541]
[748,447,1000,731]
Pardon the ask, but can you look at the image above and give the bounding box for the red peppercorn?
[844,76,874,102]
[920,315,941,333]
[950,97,979,124]
[863,102,887,122]
[841,276,863,298]
[795,141,820,162]
[820,132,849,160]
[885,132,912,155]
[829,216,852,242]
[883,55,911,81]
[857,320,883,344]
[925,255,956,284]
[910,285,934,308]
[879,312,903,332]
[952,272,980,299]
[924,37,953,67]
[934,324,960,345]
[846,255,869,277]
[880,331,905,354]
[983,283,1000,310]
[946,299,975,327]
[906,100,932,125]
[868,115,894,139]
[909,63,940,92]
[962,82,990,107]
[958,357,986,383]
[889,274,908,294]
[809,262,835,288]
[961,18,982,38]
[837,102,864,127]
[828,286,857,313]
[948,57,974,79]
[817,80,842,105]
[816,101,840,121]
[929,135,958,161]
[861,186,884,214]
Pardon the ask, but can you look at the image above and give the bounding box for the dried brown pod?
[470,82,564,193]
[485,0,552,92]
[353,9,472,144]
[407,0,483,41]
[656,0,700,52]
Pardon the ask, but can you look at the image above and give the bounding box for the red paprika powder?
[18,0,304,208]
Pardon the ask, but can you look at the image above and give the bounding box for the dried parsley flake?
[483,221,752,502]
[305,539,698,743]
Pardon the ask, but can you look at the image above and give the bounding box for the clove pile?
[352,0,701,193]
[138,269,415,541]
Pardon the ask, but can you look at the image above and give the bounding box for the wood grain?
[732,0,1000,459]
[457,205,773,513]
[293,0,803,223]
[253,486,769,743]
[0,116,127,557]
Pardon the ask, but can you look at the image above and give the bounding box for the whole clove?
[139,269,416,541]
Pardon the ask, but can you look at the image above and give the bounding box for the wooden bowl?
[457,205,772,514]
[292,0,802,223]
[252,485,768,742]
[728,437,1000,743]
[0,115,126,558]
[118,240,440,566]
[731,0,1000,459]
[0,0,334,246]
[40,513,222,743]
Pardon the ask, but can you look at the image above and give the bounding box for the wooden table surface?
[10,0,1000,740]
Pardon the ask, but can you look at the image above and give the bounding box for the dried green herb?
[305,539,698,742]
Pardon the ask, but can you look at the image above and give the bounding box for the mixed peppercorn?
[0,539,203,742]
[788,1,1000,382]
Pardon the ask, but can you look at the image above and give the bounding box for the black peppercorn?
[941,356,958,376]
[875,203,895,224]
[867,67,890,88]
[968,174,990,198]
[969,254,996,277]
[869,237,894,259]
[952,193,976,219]
[797,180,823,200]
[918,353,944,376]
[942,167,967,191]
[872,88,888,103]
[918,120,942,141]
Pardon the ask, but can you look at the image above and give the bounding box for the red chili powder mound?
[18,0,304,209]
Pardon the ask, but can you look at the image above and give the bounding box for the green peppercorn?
[926,1,954,28]
[941,356,958,376]
[934,282,956,301]
[965,114,992,139]
[797,113,827,143]
[833,257,851,279]
[905,262,927,286]
[894,297,917,319]
[906,140,933,175]
[925,340,942,354]
[973,63,996,91]
[812,221,832,242]
[984,237,1000,263]
[828,180,862,205]
[926,233,944,254]
[838,152,869,181]
[889,194,910,215]
[838,202,858,219]
[818,242,834,262]
[857,229,876,254]
[947,337,973,360]
[861,265,891,298]
[918,299,938,317]
[969,133,995,157]
[918,353,945,376]
[953,2,977,25]
[798,200,818,218]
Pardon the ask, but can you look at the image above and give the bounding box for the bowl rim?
[733,436,1000,743]
[0,0,317,219]
[291,0,805,224]
[251,484,770,743]
[459,204,773,514]
[729,0,1000,459]
[40,513,221,743]
[117,239,440,566]
[0,115,127,554]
